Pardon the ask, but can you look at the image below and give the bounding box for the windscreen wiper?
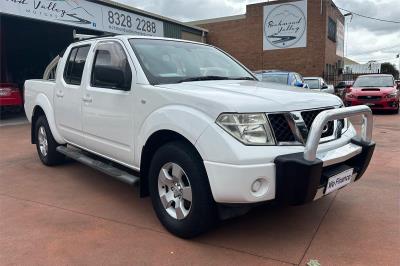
[178,76,254,83]
[178,76,230,83]
[230,77,255,80]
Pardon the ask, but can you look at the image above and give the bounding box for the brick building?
[190,0,345,81]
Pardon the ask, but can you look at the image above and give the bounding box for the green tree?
[381,62,399,79]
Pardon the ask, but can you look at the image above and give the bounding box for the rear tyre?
[148,141,218,238]
[35,116,65,166]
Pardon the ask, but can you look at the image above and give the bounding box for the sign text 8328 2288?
[104,7,164,37]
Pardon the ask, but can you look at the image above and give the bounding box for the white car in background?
[304,77,335,94]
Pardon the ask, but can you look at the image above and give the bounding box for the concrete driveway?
[0,113,399,265]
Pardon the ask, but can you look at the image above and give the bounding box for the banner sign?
[263,0,307,50]
[0,0,164,37]
[336,19,345,57]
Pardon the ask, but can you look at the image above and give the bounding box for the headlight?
[216,113,276,145]
[385,92,397,99]
[346,94,355,98]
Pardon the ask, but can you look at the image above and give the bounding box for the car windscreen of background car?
[353,76,394,87]
[305,79,320,89]
[262,74,288,84]
[129,39,254,85]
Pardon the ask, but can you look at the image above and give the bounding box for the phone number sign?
[103,6,164,37]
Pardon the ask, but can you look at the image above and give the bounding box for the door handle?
[82,95,92,103]
[56,91,64,98]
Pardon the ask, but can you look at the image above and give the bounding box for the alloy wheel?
[38,126,48,157]
[157,162,192,220]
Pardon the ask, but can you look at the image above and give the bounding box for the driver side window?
[91,42,132,91]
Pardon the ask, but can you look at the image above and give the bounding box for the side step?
[57,146,140,186]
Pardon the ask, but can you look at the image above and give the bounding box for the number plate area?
[325,168,354,195]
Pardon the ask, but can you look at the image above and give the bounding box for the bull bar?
[304,105,373,162]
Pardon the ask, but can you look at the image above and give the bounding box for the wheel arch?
[31,106,46,144]
[139,129,206,198]
[31,94,65,144]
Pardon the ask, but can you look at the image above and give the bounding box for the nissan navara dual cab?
[24,36,375,238]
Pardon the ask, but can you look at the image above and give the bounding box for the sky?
[115,0,400,69]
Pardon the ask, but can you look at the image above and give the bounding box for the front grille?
[361,88,380,91]
[358,95,381,101]
[268,114,295,142]
[268,108,344,144]
[301,109,334,138]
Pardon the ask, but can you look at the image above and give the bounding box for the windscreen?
[129,39,254,85]
[353,76,394,87]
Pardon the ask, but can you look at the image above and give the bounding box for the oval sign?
[264,4,306,49]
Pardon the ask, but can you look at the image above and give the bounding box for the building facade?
[191,0,345,81]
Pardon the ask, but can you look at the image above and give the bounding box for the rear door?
[54,44,90,146]
[82,40,135,164]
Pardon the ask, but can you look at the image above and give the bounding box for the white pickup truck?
[24,35,375,238]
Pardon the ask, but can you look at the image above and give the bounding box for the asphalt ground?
[0,112,399,265]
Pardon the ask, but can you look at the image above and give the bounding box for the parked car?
[304,77,334,94]
[344,74,399,113]
[335,80,353,98]
[254,70,309,88]
[0,83,23,113]
[24,36,375,238]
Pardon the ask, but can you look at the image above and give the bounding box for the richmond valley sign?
[263,0,307,50]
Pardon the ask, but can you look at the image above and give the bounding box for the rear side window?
[64,45,90,85]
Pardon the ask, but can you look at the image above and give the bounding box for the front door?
[82,40,135,164]
[54,44,90,146]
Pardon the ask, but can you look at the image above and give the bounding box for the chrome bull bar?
[304,105,373,162]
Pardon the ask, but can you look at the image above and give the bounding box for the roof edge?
[188,14,246,26]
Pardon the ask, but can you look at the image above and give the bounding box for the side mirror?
[92,66,130,90]
[321,84,328,90]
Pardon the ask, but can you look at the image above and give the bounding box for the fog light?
[251,179,262,193]
[250,178,268,197]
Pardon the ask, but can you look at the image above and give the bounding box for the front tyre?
[148,141,218,238]
[35,116,65,166]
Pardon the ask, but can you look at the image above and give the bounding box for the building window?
[328,17,337,42]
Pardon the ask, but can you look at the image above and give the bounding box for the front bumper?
[204,106,375,204]
[274,137,375,205]
[346,98,399,110]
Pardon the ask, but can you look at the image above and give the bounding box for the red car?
[345,74,399,113]
[0,83,23,113]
